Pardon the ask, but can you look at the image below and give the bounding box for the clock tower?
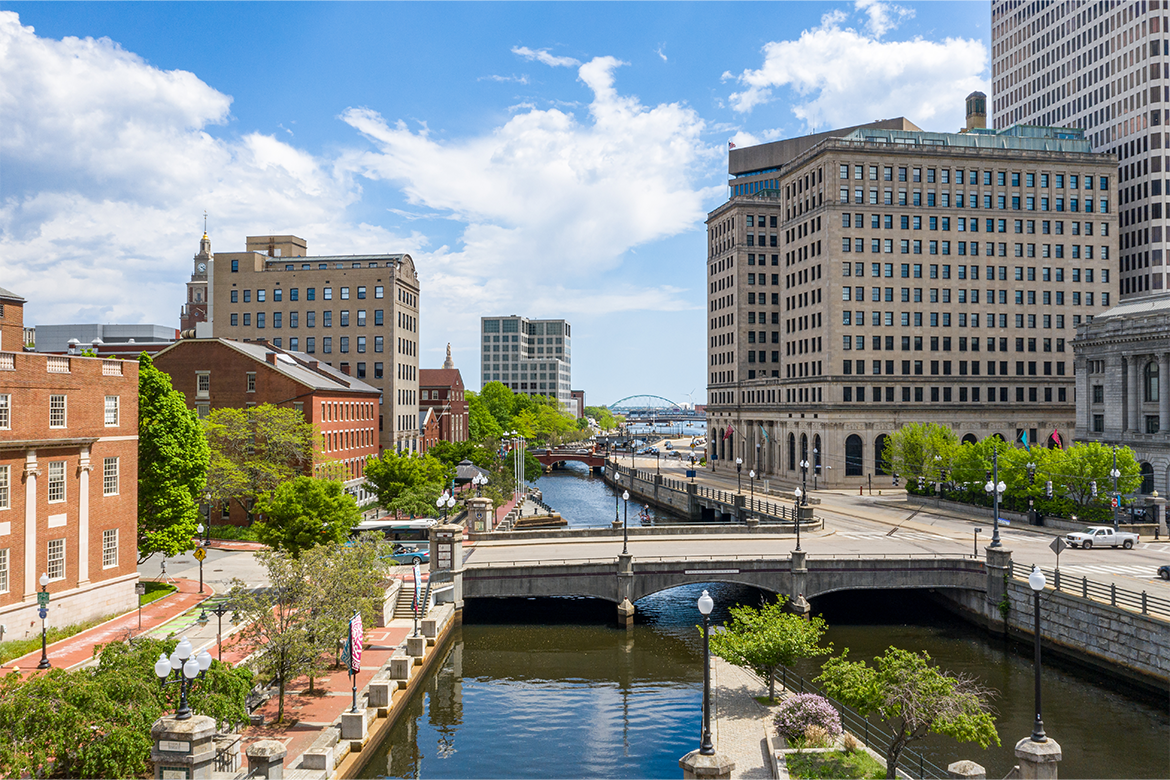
[180,230,212,332]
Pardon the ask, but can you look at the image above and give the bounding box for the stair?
[392,578,431,620]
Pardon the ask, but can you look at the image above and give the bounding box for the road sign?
[37,607,47,620]
[193,547,207,562]
[1049,536,1068,556]
[36,591,49,607]
[135,582,146,596]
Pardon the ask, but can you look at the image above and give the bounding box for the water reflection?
[534,461,684,527]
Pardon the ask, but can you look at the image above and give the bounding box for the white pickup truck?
[1064,526,1140,549]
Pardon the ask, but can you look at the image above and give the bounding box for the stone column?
[429,524,463,611]
[1014,737,1062,780]
[23,450,38,599]
[947,760,987,779]
[1159,353,1170,433]
[1128,356,1142,432]
[466,496,493,533]
[77,446,92,586]
[245,740,287,780]
[151,714,217,780]
[985,547,1013,627]
[1104,355,1125,433]
[680,750,735,780]
[1074,357,1089,434]
[616,552,635,628]
[789,549,811,618]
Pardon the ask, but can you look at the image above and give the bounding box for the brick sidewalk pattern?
[712,656,775,779]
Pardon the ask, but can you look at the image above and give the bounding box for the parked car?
[1158,564,1170,580]
[388,543,430,565]
[1064,526,1139,550]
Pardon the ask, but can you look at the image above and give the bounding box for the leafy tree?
[467,391,504,441]
[816,647,1000,779]
[479,381,516,430]
[203,404,315,517]
[584,405,620,431]
[505,448,543,485]
[881,422,959,487]
[363,449,451,516]
[137,353,210,562]
[0,637,250,779]
[253,476,361,556]
[1042,441,1141,506]
[708,598,830,702]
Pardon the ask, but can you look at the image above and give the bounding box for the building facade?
[1074,291,1170,495]
[707,118,1118,486]
[206,234,420,453]
[0,286,25,352]
[180,232,212,332]
[153,338,382,519]
[420,360,469,445]
[0,291,139,640]
[991,0,1162,297]
[480,315,572,410]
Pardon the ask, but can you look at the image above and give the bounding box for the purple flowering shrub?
[774,693,843,742]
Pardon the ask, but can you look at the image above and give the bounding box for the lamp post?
[748,469,756,514]
[195,525,205,594]
[622,490,630,555]
[656,449,661,475]
[813,447,819,490]
[203,492,212,545]
[210,602,230,661]
[153,637,213,720]
[984,448,1006,548]
[1028,565,1048,743]
[37,572,50,669]
[793,488,803,552]
[1110,447,1122,532]
[735,457,743,493]
[799,459,809,503]
[697,590,715,756]
[973,527,983,558]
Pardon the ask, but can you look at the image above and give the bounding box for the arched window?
[875,434,890,475]
[962,433,978,445]
[1146,361,1160,403]
[845,434,864,476]
[1140,462,1155,494]
[788,433,796,471]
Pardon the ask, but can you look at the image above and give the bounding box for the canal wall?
[932,549,1169,691]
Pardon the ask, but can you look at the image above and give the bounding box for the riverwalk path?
[712,656,775,779]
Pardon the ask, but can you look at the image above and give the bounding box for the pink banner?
[349,612,364,672]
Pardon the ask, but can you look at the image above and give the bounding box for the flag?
[412,561,422,615]
[1018,429,1030,451]
[722,424,735,441]
[758,424,770,443]
[349,612,363,673]
[1051,429,1063,449]
[729,141,737,149]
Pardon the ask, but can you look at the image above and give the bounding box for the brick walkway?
[712,656,775,779]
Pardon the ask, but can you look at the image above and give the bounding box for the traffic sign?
[37,607,47,620]
[193,547,207,562]
[36,591,49,607]
[135,583,146,596]
[1049,536,1067,556]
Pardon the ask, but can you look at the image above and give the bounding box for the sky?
[0,1,992,407]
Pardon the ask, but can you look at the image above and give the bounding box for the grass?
[785,749,886,780]
[139,581,177,606]
[206,524,261,541]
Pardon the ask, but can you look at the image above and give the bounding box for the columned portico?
[1160,353,1170,433]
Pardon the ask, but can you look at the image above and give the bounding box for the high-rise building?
[991,0,1162,297]
[706,115,1117,486]
[206,234,420,453]
[480,316,572,410]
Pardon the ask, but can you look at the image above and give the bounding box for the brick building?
[0,289,140,641]
[420,346,468,445]
[418,408,441,454]
[152,338,382,523]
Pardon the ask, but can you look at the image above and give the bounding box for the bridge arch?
[608,394,684,411]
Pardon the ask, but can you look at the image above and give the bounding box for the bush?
[207,523,261,541]
[804,724,833,748]
[775,694,843,743]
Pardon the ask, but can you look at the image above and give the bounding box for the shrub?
[804,724,832,748]
[841,732,862,754]
[775,693,843,742]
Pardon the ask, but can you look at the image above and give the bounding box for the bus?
[350,517,437,543]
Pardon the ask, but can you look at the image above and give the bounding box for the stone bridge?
[531,447,606,472]
[460,552,987,624]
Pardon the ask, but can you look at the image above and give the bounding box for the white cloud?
[511,46,580,68]
[655,44,668,62]
[479,73,531,85]
[0,11,420,326]
[726,2,987,132]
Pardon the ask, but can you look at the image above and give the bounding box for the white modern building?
[480,316,573,410]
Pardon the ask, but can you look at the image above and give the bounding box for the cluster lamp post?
[735,457,743,493]
[1028,565,1048,743]
[153,637,213,720]
[813,447,819,490]
[436,492,457,522]
[37,572,51,669]
[1110,447,1122,532]
[622,490,630,555]
[195,524,205,594]
[472,472,487,497]
[984,447,1006,548]
[792,488,803,552]
[799,458,809,500]
[697,590,715,756]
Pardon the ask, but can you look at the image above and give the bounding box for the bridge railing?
[1030,565,1170,621]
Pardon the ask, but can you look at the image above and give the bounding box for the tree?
[816,647,1000,779]
[505,448,543,485]
[881,422,959,487]
[203,404,315,517]
[467,391,504,441]
[708,598,830,702]
[584,405,620,431]
[253,477,361,556]
[1043,441,1141,506]
[479,381,516,430]
[137,353,210,562]
[363,449,451,516]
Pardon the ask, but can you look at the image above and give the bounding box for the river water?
[360,465,1170,779]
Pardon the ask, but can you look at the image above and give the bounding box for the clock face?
[197,262,206,272]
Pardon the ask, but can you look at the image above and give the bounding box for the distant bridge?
[608,395,703,420]
[531,447,605,472]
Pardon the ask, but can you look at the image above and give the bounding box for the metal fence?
[1030,566,1170,621]
[770,664,951,780]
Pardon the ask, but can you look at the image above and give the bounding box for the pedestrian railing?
[1029,566,1170,621]
[766,664,951,780]
[212,733,241,774]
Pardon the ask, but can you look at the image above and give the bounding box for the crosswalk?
[1055,563,1163,578]
[836,530,949,542]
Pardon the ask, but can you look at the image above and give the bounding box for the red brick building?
[418,407,441,453]
[420,364,468,445]
[0,288,140,641]
[153,338,382,524]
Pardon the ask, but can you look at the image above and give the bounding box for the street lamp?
[697,590,715,756]
[622,490,630,555]
[435,492,456,522]
[792,488,803,552]
[799,459,810,504]
[735,457,743,493]
[153,637,213,720]
[210,602,230,660]
[203,492,212,545]
[813,448,819,490]
[748,469,756,514]
[37,572,50,669]
[1110,447,1122,532]
[472,472,486,497]
[984,447,1006,548]
[195,525,205,594]
[1028,565,1048,743]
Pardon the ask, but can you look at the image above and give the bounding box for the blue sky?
[0,1,991,406]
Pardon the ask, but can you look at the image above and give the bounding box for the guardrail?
[465,552,969,568]
[1029,566,1170,621]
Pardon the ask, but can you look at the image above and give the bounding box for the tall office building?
[480,316,573,411]
[706,114,1117,486]
[207,234,421,454]
[991,0,1163,296]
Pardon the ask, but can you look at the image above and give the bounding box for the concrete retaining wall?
[0,573,138,641]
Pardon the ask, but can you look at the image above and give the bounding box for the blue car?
[1158,564,1170,581]
[388,543,429,566]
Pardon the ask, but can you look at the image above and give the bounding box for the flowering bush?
[774,693,842,743]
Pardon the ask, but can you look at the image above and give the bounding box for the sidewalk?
[5,577,213,673]
[712,656,775,779]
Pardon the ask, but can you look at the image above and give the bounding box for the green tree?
[253,476,361,556]
[480,381,516,430]
[584,405,619,431]
[881,422,959,487]
[467,391,504,441]
[1043,441,1141,505]
[137,353,210,562]
[363,449,451,516]
[708,598,830,702]
[817,647,1000,779]
[203,404,315,518]
[505,448,543,485]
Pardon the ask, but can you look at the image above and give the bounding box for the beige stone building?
[707,115,1119,487]
[206,234,420,453]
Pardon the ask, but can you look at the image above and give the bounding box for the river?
[359,465,1170,779]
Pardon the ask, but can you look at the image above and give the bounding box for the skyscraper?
[991,0,1161,296]
[480,316,572,411]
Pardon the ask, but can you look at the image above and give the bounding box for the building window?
[375,362,384,379]
[0,548,7,593]
[0,465,8,509]
[102,529,118,568]
[0,394,8,430]
[374,336,384,353]
[357,336,366,353]
[306,337,316,354]
[196,403,210,418]
[47,538,65,581]
[49,394,66,428]
[103,457,118,496]
[340,337,349,353]
[375,286,384,299]
[196,372,210,398]
[1145,361,1159,403]
[323,337,332,354]
[247,372,256,392]
[104,395,119,427]
[1092,414,1104,432]
[48,461,66,503]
